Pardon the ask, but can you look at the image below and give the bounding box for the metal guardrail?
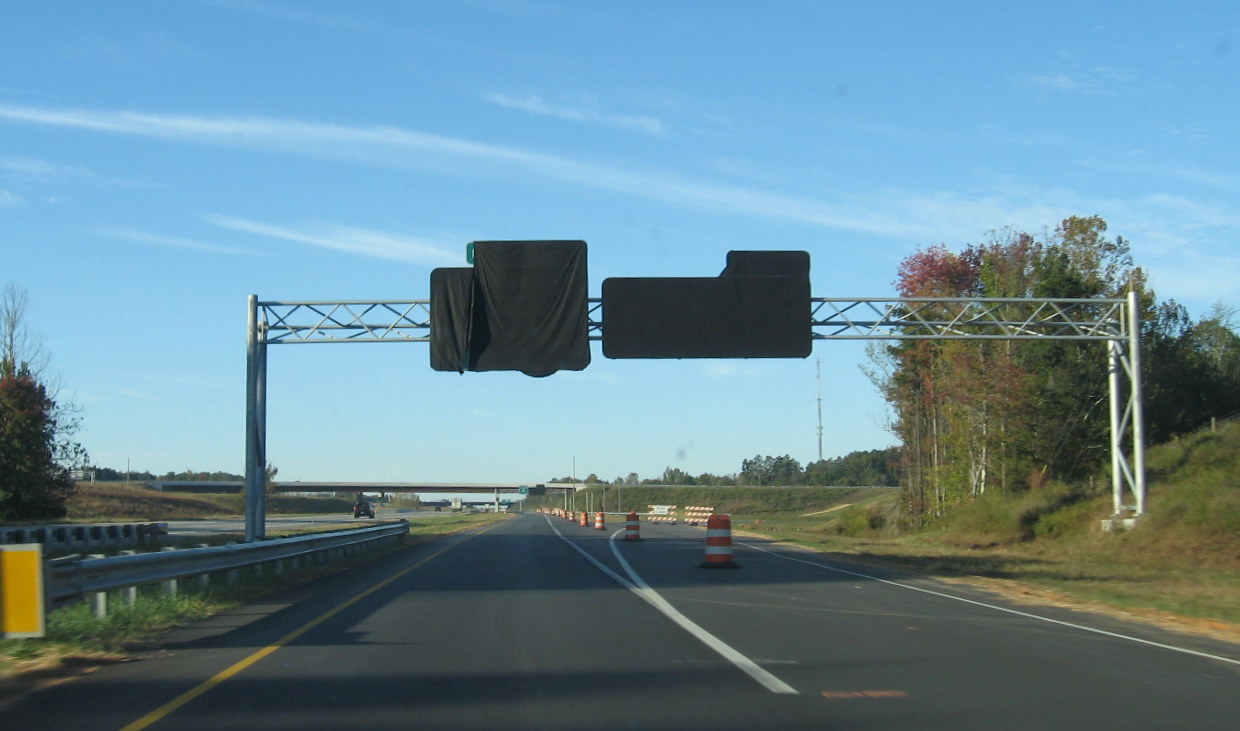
[46,521,409,610]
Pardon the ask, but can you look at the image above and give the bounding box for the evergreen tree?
[0,358,77,520]
[0,284,83,521]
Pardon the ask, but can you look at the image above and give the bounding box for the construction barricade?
[646,505,678,525]
[624,512,641,541]
[683,506,715,526]
[700,514,739,568]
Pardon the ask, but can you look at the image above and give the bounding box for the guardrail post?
[225,542,239,584]
[194,545,210,589]
[87,553,107,618]
[120,551,138,606]
[160,547,178,597]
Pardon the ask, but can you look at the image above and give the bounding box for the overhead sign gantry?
[245,242,1146,540]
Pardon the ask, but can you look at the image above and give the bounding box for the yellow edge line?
[121,525,493,731]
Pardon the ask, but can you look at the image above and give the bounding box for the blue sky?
[2,1,1237,484]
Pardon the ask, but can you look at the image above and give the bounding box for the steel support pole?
[1127,290,1147,516]
[1106,338,1124,516]
[257,324,267,527]
[244,295,267,542]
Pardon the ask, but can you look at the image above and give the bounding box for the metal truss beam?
[810,297,1127,341]
[261,300,432,344]
[244,293,1146,540]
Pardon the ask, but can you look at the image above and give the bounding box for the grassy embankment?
[0,485,507,688]
[533,421,1240,635]
[64,482,356,522]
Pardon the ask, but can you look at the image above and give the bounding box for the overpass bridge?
[148,481,551,495]
[276,482,549,495]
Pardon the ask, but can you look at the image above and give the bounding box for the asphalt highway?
[7,513,1239,729]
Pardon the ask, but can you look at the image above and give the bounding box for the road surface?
[7,513,1239,729]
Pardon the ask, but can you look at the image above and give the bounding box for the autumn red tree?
[877,217,1141,523]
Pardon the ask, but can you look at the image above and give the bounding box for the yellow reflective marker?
[0,543,45,638]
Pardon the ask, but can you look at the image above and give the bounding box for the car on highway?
[352,499,375,519]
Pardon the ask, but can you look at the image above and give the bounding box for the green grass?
[65,482,237,521]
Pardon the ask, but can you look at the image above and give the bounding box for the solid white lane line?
[544,515,798,695]
[739,540,1240,668]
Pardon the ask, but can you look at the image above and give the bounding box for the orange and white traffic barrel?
[567,510,575,522]
[624,511,641,541]
[579,510,589,527]
[700,514,739,568]
[594,511,605,530]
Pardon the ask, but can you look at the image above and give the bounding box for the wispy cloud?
[93,226,258,256]
[0,189,23,208]
[0,102,940,239]
[1079,158,1240,194]
[1027,73,1090,92]
[1,101,1213,250]
[701,363,747,378]
[202,214,461,265]
[486,92,665,136]
[977,125,1073,148]
[1026,64,1139,97]
[0,155,95,180]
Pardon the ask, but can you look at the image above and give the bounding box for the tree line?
[546,447,900,487]
[870,216,1240,524]
[88,467,244,482]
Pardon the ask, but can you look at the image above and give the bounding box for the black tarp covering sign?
[601,250,811,359]
[428,267,474,373]
[430,240,590,377]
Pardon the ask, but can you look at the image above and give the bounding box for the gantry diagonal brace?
[245,293,1145,541]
